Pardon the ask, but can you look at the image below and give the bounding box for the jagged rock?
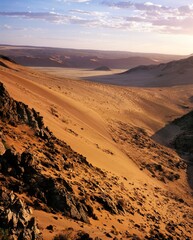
[0,187,42,239]
[0,82,52,140]
[0,149,37,179]
[21,151,36,169]
[95,195,118,214]
[0,143,91,224]
[77,232,93,240]
[0,149,23,177]
[45,182,90,223]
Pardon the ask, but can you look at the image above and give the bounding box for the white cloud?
[3,24,12,29]
[69,9,108,17]
[57,0,90,2]
[102,1,193,34]
[1,1,193,35]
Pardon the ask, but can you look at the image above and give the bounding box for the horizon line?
[0,43,188,57]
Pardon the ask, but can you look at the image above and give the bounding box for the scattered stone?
[105,232,113,238]
[95,195,118,214]
[46,225,54,231]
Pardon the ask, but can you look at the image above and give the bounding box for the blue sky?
[1,0,193,54]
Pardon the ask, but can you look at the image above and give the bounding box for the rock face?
[0,146,93,225]
[172,111,193,154]
[0,187,42,240]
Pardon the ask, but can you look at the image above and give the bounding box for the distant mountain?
[5,55,157,69]
[117,56,193,87]
[94,66,111,71]
[0,44,186,69]
[123,55,193,75]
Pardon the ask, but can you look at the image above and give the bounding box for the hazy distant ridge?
[0,44,186,69]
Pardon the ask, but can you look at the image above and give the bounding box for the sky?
[1,0,193,55]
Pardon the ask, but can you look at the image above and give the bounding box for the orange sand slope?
[1,58,193,179]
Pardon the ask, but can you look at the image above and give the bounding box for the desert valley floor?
[0,56,193,239]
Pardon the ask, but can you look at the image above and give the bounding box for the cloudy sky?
[1,0,193,54]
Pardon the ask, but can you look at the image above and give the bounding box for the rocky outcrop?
[0,82,51,140]
[172,111,193,154]
[0,187,42,240]
[0,148,94,224]
[0,82,101,226]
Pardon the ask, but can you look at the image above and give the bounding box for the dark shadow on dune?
[0,55,17,70]
[0,61,11,69]
[81,71,193,88]
[81,73,128,86]
[152,110,193,190]
[0,55,16,64]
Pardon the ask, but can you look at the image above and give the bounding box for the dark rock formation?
[0,187,42,239]
[95,195,118,214]
[0,148,92,224]
[0,82,52,139]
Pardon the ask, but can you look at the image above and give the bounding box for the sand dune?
[82,56,193,87]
